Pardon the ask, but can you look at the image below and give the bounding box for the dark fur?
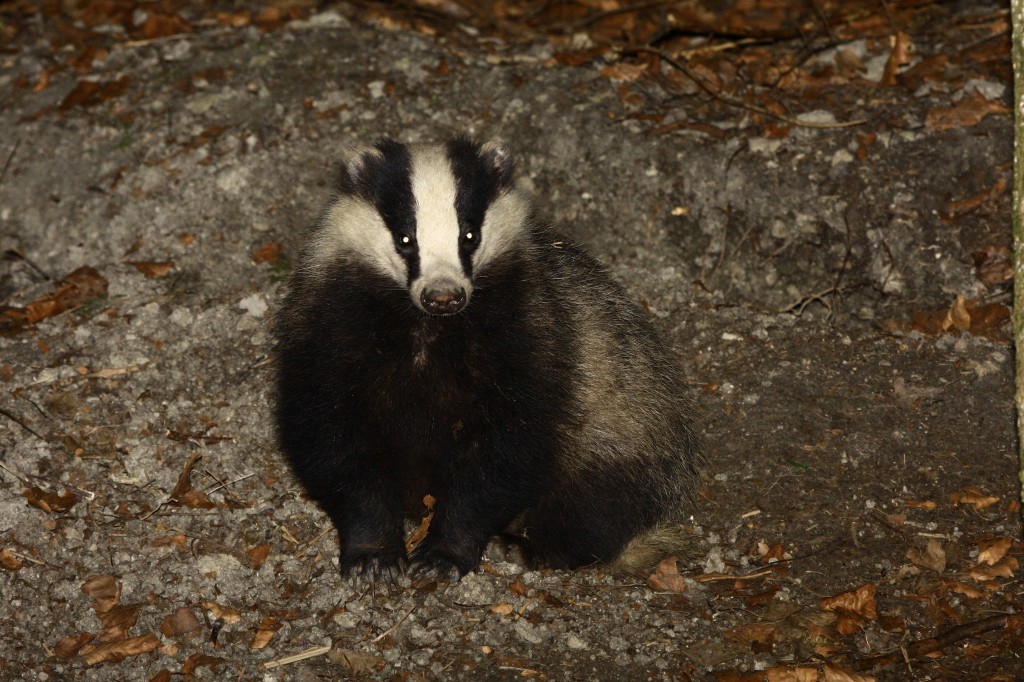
[275,141,700,581]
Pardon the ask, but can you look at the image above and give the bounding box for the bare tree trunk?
[1013,0,1024,520]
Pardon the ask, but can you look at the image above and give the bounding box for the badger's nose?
[421,286,467,315]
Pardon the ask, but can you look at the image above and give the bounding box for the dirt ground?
[0,1,1021,680]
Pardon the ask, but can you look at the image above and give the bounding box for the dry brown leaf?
[724,622,777,646]
[151,533,188,550]
[760,542,786,564]
[508,578,527,597]
[138,12,191,40]
[764,666,819,682]
[977,537,1013,565]
[892,294,1010,339]
[214,10,252,27]
[31,65,57,92]
[169,452,216,510]
[406,494,436,552]
[81,633,161,665]
[968,302,1011,337]
[905,499,936,510]
[971,245,1012,287]
[160,607,202,638]
[944,580,985,599]
[820,583,876,634]
[252,242,282,264]
[599,63,646,82]
[150,670,172,682]
[0,548,22,571]
[246,544,271,570]
[126,261,176,278]
[744,584,780,608]
[253,5,308,31]
[489,603,514,616]
[969,557,1018,582]
[67,45,107,73]
[97,604,140,641]
[60,78,131,110]
[9,266,109,329]
[925,90,1010,132]
[647,556,687,593]
[950,488,1000,510]
[879,31,911,86]
[948,294,970,333]
[22,485,78,514]
[202,601,241,623]
[54,633,94,660]
[947,178,1008,220]
[823,664,875,682]
[249,616,282,649]
[906,539,946,573]
[82,575,121,614]
[820,583,876,619]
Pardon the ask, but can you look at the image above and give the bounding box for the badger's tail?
[608,523,699,575]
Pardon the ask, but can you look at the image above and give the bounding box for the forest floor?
[0,1,1021,680]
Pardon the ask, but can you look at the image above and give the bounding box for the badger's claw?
[408,544,470,583]
[341,550,407,585]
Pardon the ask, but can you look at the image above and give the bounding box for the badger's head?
[315,136,528,316]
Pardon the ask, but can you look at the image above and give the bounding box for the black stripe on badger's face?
[338,138,421,284]
[446,136,515,278]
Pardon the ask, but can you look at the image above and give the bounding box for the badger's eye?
[463,231,476,243]
[396,234,416,253]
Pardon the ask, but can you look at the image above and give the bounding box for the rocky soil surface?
[0,2,1020,680]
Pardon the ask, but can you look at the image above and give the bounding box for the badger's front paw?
[340,547,407,585]
[408,542,474,582]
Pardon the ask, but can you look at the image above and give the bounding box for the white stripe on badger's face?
[311,196,409,284]
[472,190,529,274]
[409,146,472,311]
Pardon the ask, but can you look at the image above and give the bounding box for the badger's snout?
[420,283,467,315]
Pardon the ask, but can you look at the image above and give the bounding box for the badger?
[274,136,701,582]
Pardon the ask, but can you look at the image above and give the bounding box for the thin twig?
[0,461,27,483]
[0,407,47,441]
[694,566,775,583]
[622,45,868,129]
[262,644,332,670]
[855,614,1021,672]
[2,248,52,280]
[5,549,46,566]
[204,472,255,496]
[678,37,763,59]
[372,604,417,643]
[809,0,836,43]
[296,526,333,553]
[780,287,836,316]
[0,139,20,186]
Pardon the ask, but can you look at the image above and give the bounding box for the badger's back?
[274,136,700,580]
[508,236,700,568]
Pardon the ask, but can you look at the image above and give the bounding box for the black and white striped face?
[314,137,528,315]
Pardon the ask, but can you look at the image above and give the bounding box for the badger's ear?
[480,139,515,190]
[335,141,391,195]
